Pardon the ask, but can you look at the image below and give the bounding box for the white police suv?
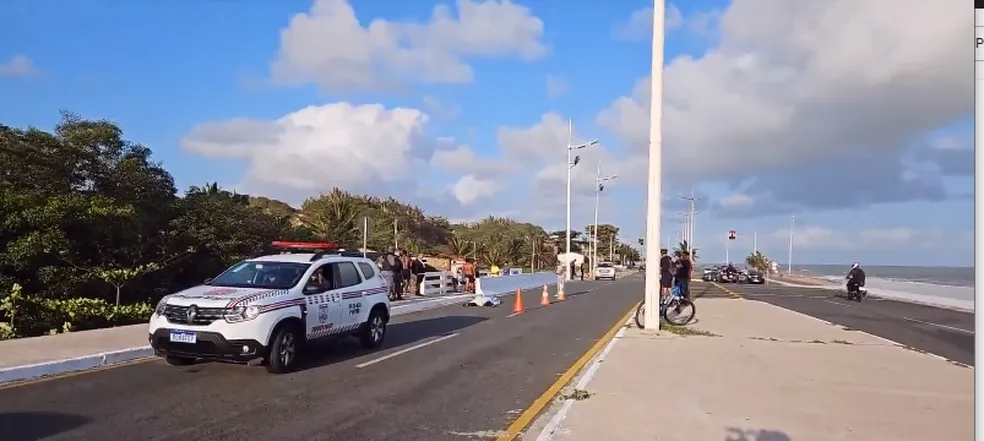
[148,241,391,374]
[594,261,616,281]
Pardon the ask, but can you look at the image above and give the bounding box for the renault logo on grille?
[186,305,199,324]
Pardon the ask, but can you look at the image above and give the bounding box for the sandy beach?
[774,274,836,286]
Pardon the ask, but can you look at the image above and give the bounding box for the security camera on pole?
[565,119,599,281]
[726,229,737,263]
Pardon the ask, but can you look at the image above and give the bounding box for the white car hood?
[165,285,291,308]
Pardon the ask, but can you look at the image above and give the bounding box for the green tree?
[745,251,771,272]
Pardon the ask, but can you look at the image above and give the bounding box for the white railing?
[418,271,457,296]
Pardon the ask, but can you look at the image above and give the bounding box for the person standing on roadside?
[411,253,426,296]
[569,260,577,281]
[580,260,588,281]
[659,249,673,299]
[675,251,693,300]
[399,250,412,297]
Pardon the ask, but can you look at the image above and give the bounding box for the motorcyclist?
[724,262,738,280]
[845,262,866,294]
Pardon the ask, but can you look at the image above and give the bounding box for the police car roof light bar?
[271,241,338,250]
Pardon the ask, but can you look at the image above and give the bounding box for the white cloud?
[718,193,754,209]
[545,75,567,99]
[271,0,547,92]
[612,4,684,42]
[450,175,498,204]
[181,102,433,198]
[421,95,460,120]
[0,55,35,76]
[764,226,922,250]
[598,0,970,208]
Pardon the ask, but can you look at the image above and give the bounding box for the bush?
[1,283,152,339]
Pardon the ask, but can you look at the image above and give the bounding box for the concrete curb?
[0,293,473,386]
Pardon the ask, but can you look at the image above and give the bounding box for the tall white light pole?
[592,162,618,275]
[787,215,795,274]
[643,0,666,331]
[565,119,599,281]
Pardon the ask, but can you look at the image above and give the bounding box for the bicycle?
[634,282,696,329]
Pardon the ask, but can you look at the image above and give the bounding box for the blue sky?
[0,0,973,267]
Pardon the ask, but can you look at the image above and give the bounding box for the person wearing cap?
[659,248,673,298]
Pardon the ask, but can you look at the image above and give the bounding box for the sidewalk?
[0,292,474,383]
[530,298,973,441]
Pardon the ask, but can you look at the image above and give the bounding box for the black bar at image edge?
[977,0,984,10]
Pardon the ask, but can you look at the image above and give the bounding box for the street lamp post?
[565,119,599,281]
[643,0,666,330]
[787,215,795,274]
[592,162,618,276]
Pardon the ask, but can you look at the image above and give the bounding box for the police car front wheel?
[359,309,387,349]
[266,325,301,374]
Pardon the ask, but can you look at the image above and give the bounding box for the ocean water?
[701,262,976,309]
[791,264,974,288]
[794,264,975,310]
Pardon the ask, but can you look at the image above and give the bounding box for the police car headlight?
[225,305,261,323]
[154,298,168,316]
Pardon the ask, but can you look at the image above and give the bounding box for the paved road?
[719,281,975,366]
[0,277,646,441]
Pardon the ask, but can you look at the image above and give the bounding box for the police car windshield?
[207,261,310,290]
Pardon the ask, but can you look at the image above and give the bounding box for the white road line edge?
[355,333,459,368]
[903,317,974,335]
[752,300,963,365]
[532,317,631,441]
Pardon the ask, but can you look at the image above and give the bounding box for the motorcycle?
[846,281,867,302]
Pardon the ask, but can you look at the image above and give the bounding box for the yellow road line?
[0,356,157,391]
[494,302,639,441]
[711,282,744,299]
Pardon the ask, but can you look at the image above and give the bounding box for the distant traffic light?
[638,238,644,245]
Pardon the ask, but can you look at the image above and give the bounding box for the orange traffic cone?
[556,282,566,301]
[540,285,550,306]
[512,288,525,314]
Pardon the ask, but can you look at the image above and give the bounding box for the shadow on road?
[296,315,489,371]
[0,412,92,441]
[725,427,792,441]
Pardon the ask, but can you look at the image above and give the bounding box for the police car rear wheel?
[266,326,299,374]
[360,310,387,349]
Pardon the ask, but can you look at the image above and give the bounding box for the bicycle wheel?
[634,302,646,329]
[663,298,696,325]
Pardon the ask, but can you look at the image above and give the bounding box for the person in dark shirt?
[675,251,693,300]
[659,249,673,298]
[846,262,866,292]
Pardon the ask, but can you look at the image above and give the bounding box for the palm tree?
[673,240,698,261]
[298,188,361,247]
[745,251,770,272]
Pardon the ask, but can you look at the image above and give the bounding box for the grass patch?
[841,326,859,332]
[662,324,720,337]
[559,388,592,401]
[808,339,826,344]
[831,339,854,345]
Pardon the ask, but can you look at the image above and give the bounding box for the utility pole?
[643,0,666,331]
[787,215,795,274]
[565,120,599,281]
[678,186,704,252]
[592,162,617,275]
